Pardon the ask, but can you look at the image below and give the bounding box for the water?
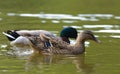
[6,13,118,22]
[0,0,120,74]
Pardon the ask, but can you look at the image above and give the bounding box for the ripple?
[110,35,120,38]
[95,30,120,33]
[0,18,2,21]
[0,44,8,48]
[114,16,120,19]
[63,26,82,29]
[7,13,116,22]
[51,20,60,23]
[78,14,113,19]
[62,20,77,23]
[83,25,116,29]
[41,20,47,23]
[7,13,16,16]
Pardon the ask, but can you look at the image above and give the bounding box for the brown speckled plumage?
[28,30,100,55]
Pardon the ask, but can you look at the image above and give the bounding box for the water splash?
[6,46,33,57]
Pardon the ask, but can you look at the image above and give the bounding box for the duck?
[28,30,100,55]
[3,27,77,47]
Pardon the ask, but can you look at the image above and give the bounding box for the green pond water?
[0,0,120,74]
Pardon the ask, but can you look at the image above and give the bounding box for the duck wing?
[40,33,70,49]
[28,33,73,54]
[40,34,74,54]
[28,36,47,51]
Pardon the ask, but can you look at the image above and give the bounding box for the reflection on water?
[51,20,60,23]
[83,25,119,29]
[71,54,94,74]
[6,12,120,39]
[64,25,119,30]
[0,12,2,21]
[0,18,2,21]
[63,25,82,29]
[0,44,94,74]
[26,53,94,74]
[0,44,8,48]
[78,14,113,18]
[114,16,120,19]
[95,30,120,33]
[62,20,77,23]
[110,35,120,38]
[7,13,120,23]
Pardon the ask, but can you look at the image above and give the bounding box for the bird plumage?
[3,27,78,47]
[28,30,100,55]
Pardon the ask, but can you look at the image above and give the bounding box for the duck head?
[77,30,100,43]
[60,27,77,43]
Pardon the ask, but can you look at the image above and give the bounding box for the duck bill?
[93,37,101,43]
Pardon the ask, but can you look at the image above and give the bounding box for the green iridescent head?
[60,27,77,38]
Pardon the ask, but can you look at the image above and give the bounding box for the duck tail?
[2,30,20,41]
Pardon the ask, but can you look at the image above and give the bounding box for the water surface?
[0,0,120,74]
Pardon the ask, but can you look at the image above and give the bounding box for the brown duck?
[28,30,100,55]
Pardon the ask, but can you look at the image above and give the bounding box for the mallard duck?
[3,27,77,47]
[28,30,100,55]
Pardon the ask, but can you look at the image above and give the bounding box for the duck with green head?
[3,27,77,47]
